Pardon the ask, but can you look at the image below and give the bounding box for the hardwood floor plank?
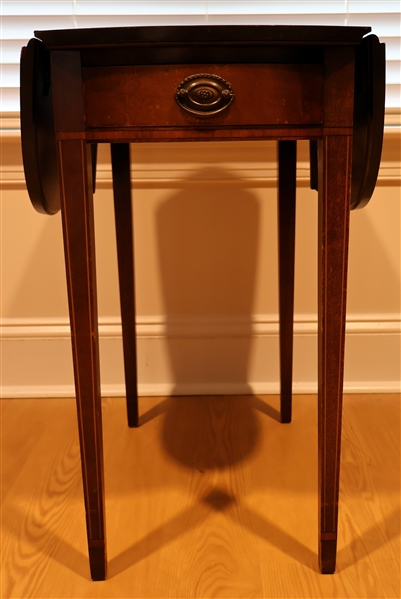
[1,394,399,598]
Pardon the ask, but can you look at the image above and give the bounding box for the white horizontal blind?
[1,0,400,113]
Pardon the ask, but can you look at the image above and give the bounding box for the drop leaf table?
[20,25,385,580]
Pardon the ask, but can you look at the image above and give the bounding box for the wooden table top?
[34,24,371,49]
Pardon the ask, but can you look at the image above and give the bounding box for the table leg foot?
[127,399,139,428]
[280,394,292,424]
[88,539,107,581]
[319,538,337,574]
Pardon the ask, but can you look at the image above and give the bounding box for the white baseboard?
[1,314,399,398]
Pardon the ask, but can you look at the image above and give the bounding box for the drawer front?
[83,64,323,129]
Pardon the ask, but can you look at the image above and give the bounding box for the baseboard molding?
[1,315,399,398]
[2,382,400,399]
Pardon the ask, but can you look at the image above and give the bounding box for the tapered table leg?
[58,139,106,580]
[317,135,352,574]
[111,143,139,428]
[277,140,297,423]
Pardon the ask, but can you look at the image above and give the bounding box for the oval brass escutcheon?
[175,73,234,117]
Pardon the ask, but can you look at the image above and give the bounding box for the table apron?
[55,127,353,143]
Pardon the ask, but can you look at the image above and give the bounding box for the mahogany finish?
[20,25,385,580]
[317,134,352,573]
[278,140,297,425]
[111,143,139,428]
[57,138,106,579]
[83,64,323,129]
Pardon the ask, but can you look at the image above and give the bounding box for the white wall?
[1,128,400,397]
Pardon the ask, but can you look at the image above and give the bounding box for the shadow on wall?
[156,166,262,394]
[155,166,264,468]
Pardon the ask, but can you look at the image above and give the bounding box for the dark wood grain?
[20,38,60,215]
[50,51,85,132]
[323,47,355,129]
[35,24,371,48]
[351,35,386,209]
[58,138,106,581]
[80,44,324,69]
[51,43,106,581]
[317,135,352,574]
[111,144,139,428]
[277,140,297,424]
[83,64,323,129]
[58,126,337,143]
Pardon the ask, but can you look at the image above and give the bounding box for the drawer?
[83,63,323,129]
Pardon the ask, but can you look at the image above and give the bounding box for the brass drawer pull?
[175,73,234,117]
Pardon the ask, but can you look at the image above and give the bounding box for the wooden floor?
[1,394,400,598]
